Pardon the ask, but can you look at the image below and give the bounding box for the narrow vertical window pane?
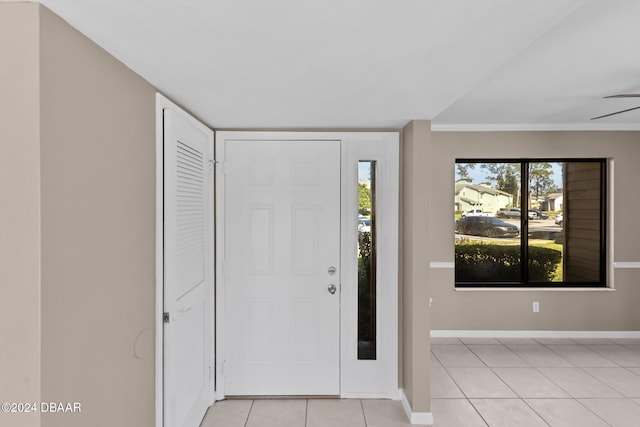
[527,162,564,283]
[455,162,522,282]
[358,161,376,360]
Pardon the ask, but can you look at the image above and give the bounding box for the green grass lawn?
[530,240,563,282]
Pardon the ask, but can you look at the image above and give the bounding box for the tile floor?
[200,337,640,426]
[431,337,640,426]
[200,398,414,427]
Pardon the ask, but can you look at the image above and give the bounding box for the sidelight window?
[358,161,377,359]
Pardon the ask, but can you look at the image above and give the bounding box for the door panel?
[224,140,340,395]
[163,109,214,426]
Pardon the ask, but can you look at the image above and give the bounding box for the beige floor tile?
[431,337,463,344]
[578,398,640,427]
[587,345,640,367]
[431,399,487,427]
[611,338,640,345]
[497,338,537,345]
[447,367,517,398]
[361,399,412,427]
[468,344,529,367]
[584,368,640,398]
[545,344,617,367]
[432,344,485,367]
[245,399,306,427]
[200,400,252,427]
[573,338,615,345]
[507,344,573,367]
[633,398,640,406]
[629,367,640,376]
[525,398,609,427]
[493,367,570,398]
[624,344,640,353]
[534,337,577,345]
[306,399,365,427]
[459,337,502,345]
[538,367,622,398]
[431,352,442,367]
[470,399,547,427]
[431,367,464,398]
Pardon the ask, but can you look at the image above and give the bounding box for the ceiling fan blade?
[591,105,640,120]
[604,94,640,98]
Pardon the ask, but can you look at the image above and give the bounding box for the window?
[454,159,606,287]
[358,160,377,359]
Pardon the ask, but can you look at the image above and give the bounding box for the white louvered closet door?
[163,109,214,427]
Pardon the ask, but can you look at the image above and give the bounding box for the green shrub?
[455,243,562,282]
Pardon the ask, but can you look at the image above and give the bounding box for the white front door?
[162,105,214,426]
[223,140,341,395]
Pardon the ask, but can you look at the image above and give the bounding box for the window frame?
[455,158,607,288]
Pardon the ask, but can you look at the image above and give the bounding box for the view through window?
[358,161,377,359]
[454,159,606,287]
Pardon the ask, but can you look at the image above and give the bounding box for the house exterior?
[454,179,514,214]
[2,4,640,427]
[544,191,564,211]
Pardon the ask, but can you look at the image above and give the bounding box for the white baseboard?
[431,330,640,339]
[400,389,433,425]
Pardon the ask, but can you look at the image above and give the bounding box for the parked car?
[496,208,521,219]
[555,213,563,226]
[455,216,519,238]
[461,209,493,218]
[496,208,538,220]
[358,216,371,232]
[530,209,549,219]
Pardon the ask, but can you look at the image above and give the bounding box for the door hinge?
[208,159,214,175]
[163,312,170,324]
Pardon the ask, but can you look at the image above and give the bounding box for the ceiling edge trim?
[431,123,640,132]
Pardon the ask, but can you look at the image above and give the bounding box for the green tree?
[529,162,555,203]
[481,163,521,206]
[358,183,371,215]
[456,163,476,180]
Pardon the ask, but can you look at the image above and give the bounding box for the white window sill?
[455,287,615,292]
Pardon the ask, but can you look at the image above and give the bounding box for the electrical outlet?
[532,301,540,313]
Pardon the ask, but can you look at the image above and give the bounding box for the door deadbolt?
[328,266,337,275]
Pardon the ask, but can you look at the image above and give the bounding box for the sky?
[358,161,372,180]
[456,162,563,189]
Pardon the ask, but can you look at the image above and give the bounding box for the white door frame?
[215,131,399,399]
[155,93,216,427]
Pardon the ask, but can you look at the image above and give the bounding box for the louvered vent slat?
[176,140,205,297]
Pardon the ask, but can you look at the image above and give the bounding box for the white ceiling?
[39,0,640,129]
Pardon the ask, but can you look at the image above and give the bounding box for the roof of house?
[546,192,563,199]
[455,182,513,198]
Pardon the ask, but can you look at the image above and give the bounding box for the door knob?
[328,284,337,295]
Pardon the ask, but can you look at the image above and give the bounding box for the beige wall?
[0,4,156,426]
[0,4,41,427]
[38,6,157,427]
[430,131,640,331]
[401,121,431,413]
